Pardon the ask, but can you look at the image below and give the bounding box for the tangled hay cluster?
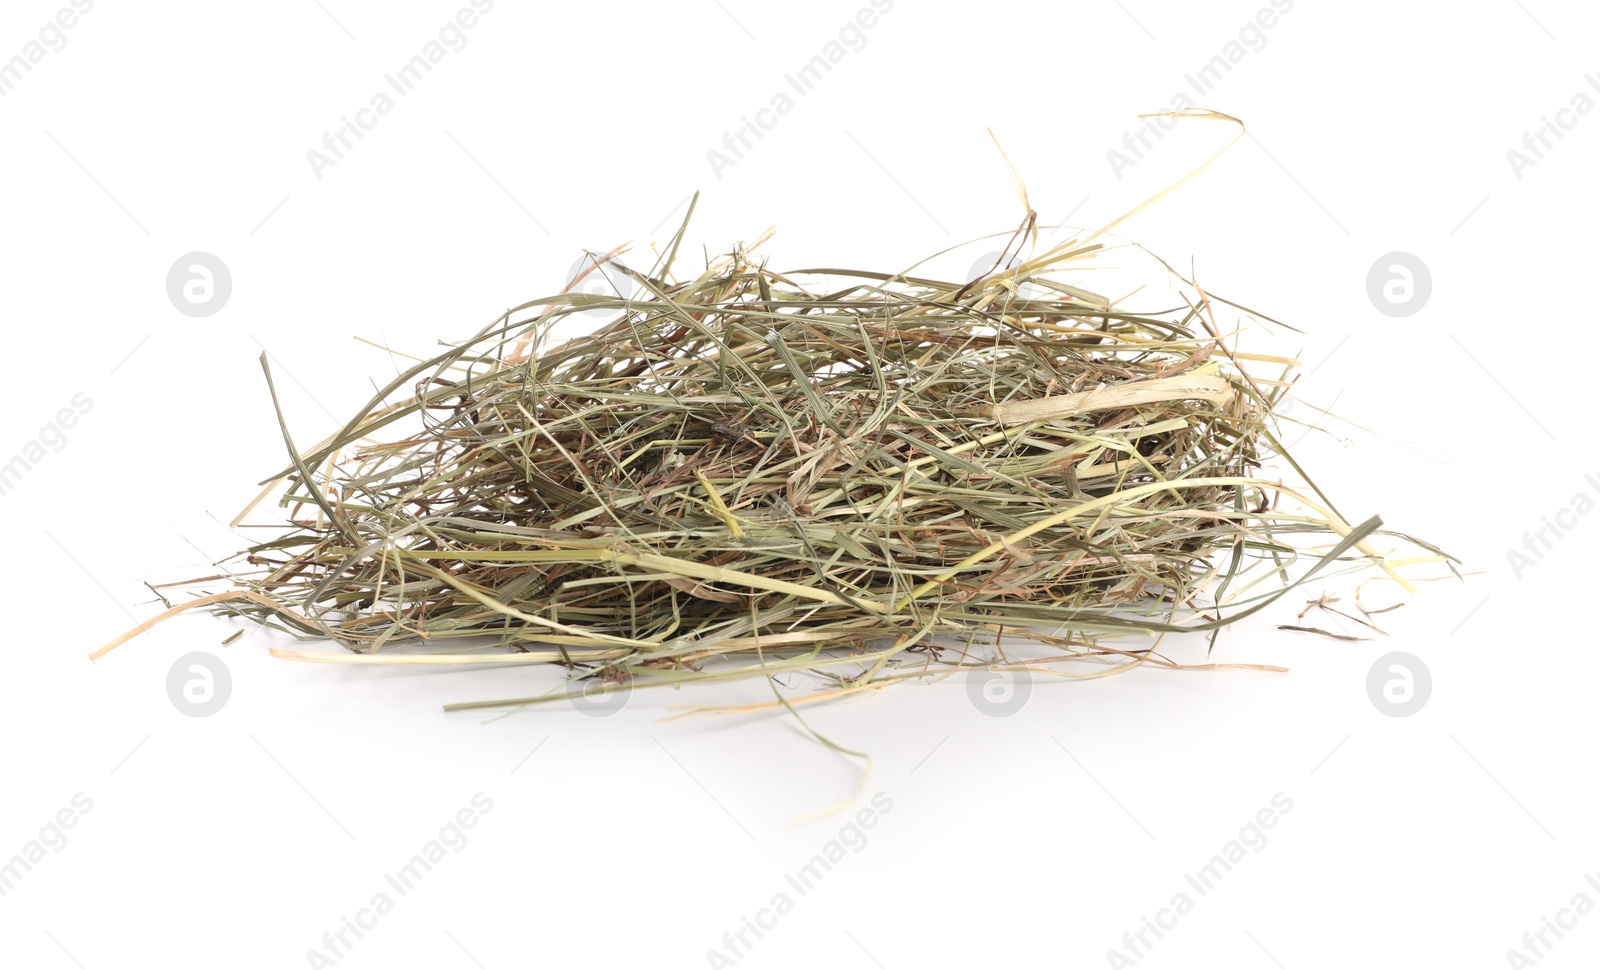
[96,214,1437,710]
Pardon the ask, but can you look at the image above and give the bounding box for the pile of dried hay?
[95,207,1445,712]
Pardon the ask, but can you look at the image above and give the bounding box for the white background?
[1,1,1593,967]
